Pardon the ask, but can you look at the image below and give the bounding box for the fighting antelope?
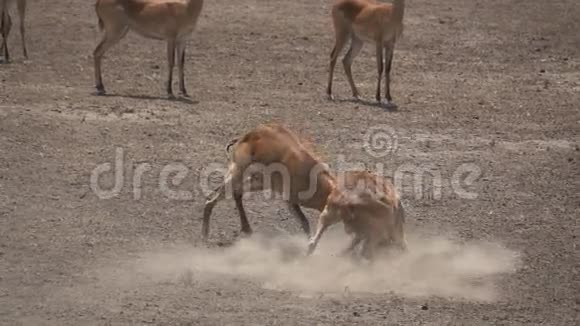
[202,123,335,241]
[307,170,407,260]
[93,0,204,97]
[0,0,27,62]
[326,0,405,107]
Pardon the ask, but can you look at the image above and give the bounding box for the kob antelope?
[94,0,204,97]
[202,123,336,241]
[307,170,407,260]
[0,0,27,62]
[326,0,405,107]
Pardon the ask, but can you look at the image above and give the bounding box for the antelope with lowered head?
[326,0,405,107]
[306,170,407,260]
[94,0,203,97]
[0,0,27,62]
[202,123,335,242]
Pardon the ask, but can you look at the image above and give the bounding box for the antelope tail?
[225,138,238,159]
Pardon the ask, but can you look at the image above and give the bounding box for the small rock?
[568,157,573,162]
[540,69,546,73]
[353,311,360,317]
[421,304,429,310]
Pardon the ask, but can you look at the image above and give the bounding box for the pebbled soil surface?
[0,0,578,325]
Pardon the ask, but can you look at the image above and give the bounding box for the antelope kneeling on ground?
[202,123,336,241]
[307,170,407,260]
[94,0,204,97]
[326,0,405,107]
[0,0,27,62]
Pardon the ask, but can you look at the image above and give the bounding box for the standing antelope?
[94,0,204,97]
[326,0,405,107]
[0,0,27,62]
[202,124,407,260]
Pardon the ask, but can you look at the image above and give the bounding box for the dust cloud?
[127,230,520,302]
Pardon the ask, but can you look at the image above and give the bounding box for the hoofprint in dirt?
[0,0,579,325]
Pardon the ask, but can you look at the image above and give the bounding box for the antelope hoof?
[327,93,335,101]
[306,242,316,256]
[179,91,190,98]
[383,100,398,110]
[95,87,106,96]
[167,92,176,100]
[201,227,210,243]
[240,227,253,238]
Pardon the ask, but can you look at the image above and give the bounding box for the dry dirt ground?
[1,0,579,325]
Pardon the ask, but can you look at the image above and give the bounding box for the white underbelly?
[129,22,168,40]
[352,26,398,44]
[128,21,196,41]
